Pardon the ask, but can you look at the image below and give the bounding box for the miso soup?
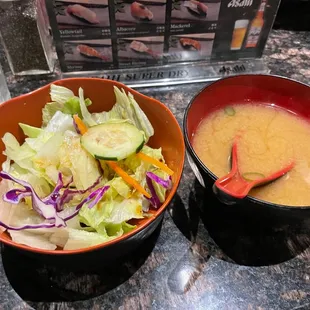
[192,104,310,206]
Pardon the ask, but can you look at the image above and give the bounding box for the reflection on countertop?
[1,29,310,310]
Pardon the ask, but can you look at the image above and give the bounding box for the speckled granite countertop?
[1,30,310,310]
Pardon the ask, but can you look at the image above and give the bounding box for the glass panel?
[0,63,10,103]
[0,0,54,76]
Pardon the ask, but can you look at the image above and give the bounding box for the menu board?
[45,0,281,73]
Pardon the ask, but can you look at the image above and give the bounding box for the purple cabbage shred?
[0,171,109,231]
[145,172,172,208]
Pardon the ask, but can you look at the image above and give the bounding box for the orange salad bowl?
[0,78,185,265]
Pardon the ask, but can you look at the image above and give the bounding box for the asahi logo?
[248,27,261,36]
[228,0,253,7]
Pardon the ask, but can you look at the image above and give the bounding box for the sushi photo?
[54,0,110,28]
[129,40,162,59]
[184,0,208,17]
[77,44,109,61]
[131,2,154,21]
[179,38,201,51]
[118,36,164,62]
[63,39,112,63]
[171,0,221,22]
[115,0,166,26]
[167,33,215,62]
[67,4,100,24]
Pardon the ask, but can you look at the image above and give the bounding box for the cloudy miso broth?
[192,104,310,206]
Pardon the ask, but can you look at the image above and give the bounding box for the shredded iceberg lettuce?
[78,87,97,127]
[91,87,154,142]
[19,123,42,138]
[0,83,172,251]
[78,196,142,237]
[58,131,101,190]
[50,84,75,104]
[42,84,92,125]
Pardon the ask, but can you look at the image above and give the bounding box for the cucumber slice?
[81,122,145,161]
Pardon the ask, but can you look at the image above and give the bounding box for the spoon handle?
[213,138,295,201]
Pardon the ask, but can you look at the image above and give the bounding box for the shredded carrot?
[73,115,152,198]
[73,114,88,135]
[107,161,151,198]
[137,152,174,176]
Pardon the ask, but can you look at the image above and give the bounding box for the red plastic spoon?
[212,138,294,204]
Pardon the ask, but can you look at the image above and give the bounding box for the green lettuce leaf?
[26,110,72,154]
[79,196,142,237]
[79,200,113,230]
[25,111,73,183]
[31,132,64,184]
[90,87,154,142]
[42,85,92,125]
[62,97,92,118]
[106,196,144,223]
[1,158,11,172]
[2,133,36,172]
[124,145,163,173]
[58,131,101,189]
[45,111,75,133]
[141,145,164,161]
[63,228,116,250]
[150,169,169,203]
[50,84,75,104]
[42,102,63,126]
[19,123,42,138]
[25,132,54,153]
[124,144,168,203]
[104,222,136,237]
[78,87,97,127]
[122,145,166,192]
[2,132,56,186]
[110,177,131,199]
[9,163,51,198]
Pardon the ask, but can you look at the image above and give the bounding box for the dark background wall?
[274,0,310,30]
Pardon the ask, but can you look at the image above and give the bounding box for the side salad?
[0,84,173,250]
